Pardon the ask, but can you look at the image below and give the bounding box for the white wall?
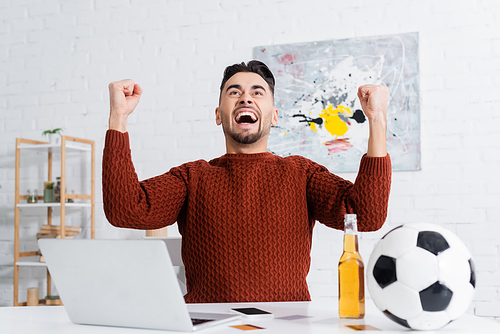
[1,0,499,322]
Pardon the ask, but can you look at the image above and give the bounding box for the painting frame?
[255,32,421,172]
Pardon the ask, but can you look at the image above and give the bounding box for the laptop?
[38,239,240,332]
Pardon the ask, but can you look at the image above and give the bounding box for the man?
[103,60,391,303]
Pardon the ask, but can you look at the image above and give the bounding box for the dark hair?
[219,60,275,99]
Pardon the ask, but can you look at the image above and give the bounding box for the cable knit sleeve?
[306,154,391,232]
[102,130,187,230]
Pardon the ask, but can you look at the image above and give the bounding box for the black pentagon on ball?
[373,255,397,288]
[417,231,450,255]
[469,258,476,288]
[419,281,453,312]
[383,310,410,329]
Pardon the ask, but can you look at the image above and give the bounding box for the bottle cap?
[344,214,358,233]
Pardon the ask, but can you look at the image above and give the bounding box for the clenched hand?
[108,79,143,132]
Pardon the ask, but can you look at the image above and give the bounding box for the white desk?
[1,299,499,333]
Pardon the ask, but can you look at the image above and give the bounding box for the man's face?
[216,72,278,146]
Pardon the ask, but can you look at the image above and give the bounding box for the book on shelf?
[40,224,81,233]
[36,233,77,239]
[37,224,80,240]
[45,295,63,306]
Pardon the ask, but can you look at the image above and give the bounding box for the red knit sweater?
[102,130,391,303]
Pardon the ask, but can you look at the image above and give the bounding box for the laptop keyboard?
[191,318,214,326]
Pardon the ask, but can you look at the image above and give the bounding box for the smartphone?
[230,307,274,319]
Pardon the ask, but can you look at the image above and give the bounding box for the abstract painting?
[255,32,420,172]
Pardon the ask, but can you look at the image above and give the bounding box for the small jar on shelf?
[27,189,38,203]
[53,177,61,202]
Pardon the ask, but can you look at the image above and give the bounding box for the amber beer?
[338,214,365,319]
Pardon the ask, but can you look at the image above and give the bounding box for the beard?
[228,129,263,145]
[222,119,271,145]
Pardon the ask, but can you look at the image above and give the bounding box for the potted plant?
[42,128,64,145]
[43,182,55,203]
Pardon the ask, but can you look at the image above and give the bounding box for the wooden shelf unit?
[13,136,95,306]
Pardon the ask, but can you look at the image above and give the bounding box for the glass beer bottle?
[338,214,365,319]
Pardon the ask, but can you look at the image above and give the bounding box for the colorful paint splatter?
[255,32,420,172]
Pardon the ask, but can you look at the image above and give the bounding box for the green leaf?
[41,128,64,136]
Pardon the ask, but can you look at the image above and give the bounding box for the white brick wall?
[1,0,499,323]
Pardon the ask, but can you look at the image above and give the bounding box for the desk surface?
[1,299,499,333]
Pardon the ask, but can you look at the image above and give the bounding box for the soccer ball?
[367,223,475,330]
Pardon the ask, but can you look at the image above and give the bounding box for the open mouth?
[235,111,258,124]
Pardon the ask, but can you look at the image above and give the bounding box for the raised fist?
[357,84,388,123]
[108,79,143,118]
